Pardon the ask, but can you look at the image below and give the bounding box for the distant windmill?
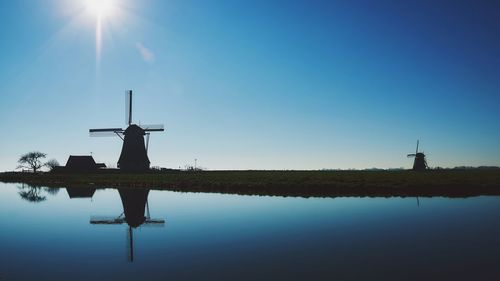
[407,140,428,171]
[89,90,165,171]
[90,189,165,262]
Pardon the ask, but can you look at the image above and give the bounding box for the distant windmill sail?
[89,90,165,171]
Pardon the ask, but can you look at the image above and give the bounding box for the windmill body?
[89,90,164,172]
[412,152,427,170]
[407,140,428,171]
[118,125,150,171]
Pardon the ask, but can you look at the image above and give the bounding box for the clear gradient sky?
[0,0,499,171]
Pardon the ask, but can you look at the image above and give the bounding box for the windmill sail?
[90,131,124,137]
[90,215,164,225]
[139,124,165,132]
[125,90,133,125]
[90,215,126,224]
[89,128,124,137]
[89,128,124,132]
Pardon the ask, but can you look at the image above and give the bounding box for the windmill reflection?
[90,188,165,262]
[18,183,60,203]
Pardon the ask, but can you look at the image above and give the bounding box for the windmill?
[90,189,165,262]
[407,140,428,171]
[89,90,165,171]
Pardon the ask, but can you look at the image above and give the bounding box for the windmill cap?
[124,124,146,135]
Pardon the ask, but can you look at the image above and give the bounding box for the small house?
[64,155,106,172]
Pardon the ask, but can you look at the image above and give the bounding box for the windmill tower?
[89,90,165,172]
[90,189,165,262]
[407,140,428,171]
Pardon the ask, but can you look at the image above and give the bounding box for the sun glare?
[84,0,118,64]
[85,0,115,19]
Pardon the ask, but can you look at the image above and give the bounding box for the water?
[1,182,499,280]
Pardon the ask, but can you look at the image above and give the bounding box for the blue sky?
[0,0,499,171]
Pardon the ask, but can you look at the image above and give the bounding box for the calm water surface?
[1,182,499,280]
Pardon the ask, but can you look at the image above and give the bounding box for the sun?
[84,0,119,64]
[85,0,116,19]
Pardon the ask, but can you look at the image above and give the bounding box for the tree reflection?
[44,187,60,195]
[17,184,60,203]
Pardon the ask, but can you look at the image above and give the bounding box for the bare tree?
[17,151,47,173]
[44,159,60,171]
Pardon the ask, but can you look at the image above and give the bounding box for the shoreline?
[1,170,500,198]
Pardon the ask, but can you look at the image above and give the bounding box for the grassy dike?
[1,170,500,198]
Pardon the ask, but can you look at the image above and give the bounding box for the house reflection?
[65,186,96,199]
[90,188,165,262]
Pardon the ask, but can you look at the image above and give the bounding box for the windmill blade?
[89,128,124,137]
[127,226,134,262]
[90,215,126,224]
[407,154,416,157]
[145,133,150,153]
[89,128,124,132]
[90,131,124,137]
[143,223,166,227]
[145,218,165,224]
[139,124,164,132]
[141,219,166,227]
[125,90,133,125]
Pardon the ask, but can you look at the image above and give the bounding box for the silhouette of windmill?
[90,189,165,262]
[407,140,428,171]
[89,90,165,171]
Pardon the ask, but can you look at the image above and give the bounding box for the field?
[1,169,500,198]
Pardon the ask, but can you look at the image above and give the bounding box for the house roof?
[65,155,98,171]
